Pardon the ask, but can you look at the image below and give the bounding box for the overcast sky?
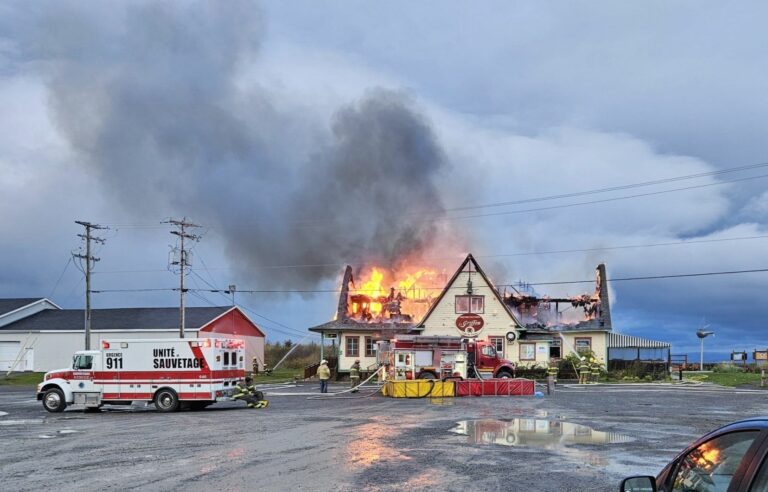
[0,1,766,359]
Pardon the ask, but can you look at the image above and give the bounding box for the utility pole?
[73,221,108,350]
[164,218,200,338]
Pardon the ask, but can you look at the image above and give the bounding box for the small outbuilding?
[0,299,265,373]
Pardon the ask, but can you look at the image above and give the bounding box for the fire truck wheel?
[497,370,513,379]
[418,372,437,380]
[42,388,66,413]
[154,388,180,413]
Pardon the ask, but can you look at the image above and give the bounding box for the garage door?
[0,342,33,371]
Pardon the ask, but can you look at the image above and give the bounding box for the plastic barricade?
[382,380,456,398]
[455,378,535,397]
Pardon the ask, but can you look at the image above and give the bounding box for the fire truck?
[36,338,245,413]
[377,335,516,380]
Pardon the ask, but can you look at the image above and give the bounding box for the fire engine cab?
[36,338,245,413]
[377,335,516,380]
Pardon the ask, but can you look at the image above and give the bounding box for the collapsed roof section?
[503,264,612,332]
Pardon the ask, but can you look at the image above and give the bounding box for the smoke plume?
[3,0,448,288]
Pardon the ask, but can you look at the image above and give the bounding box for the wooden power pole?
[164,218,200,338]
[73,220,108,350]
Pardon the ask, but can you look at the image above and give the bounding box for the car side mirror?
[620,476,656,492]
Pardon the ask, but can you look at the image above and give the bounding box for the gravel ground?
[2,382,768,491]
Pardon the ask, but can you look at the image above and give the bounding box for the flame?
[348,265,444,322]
[361,268,385,314]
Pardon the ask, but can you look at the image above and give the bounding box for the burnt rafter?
[502,263,612,330]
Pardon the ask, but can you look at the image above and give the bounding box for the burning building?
[309,254,670,375]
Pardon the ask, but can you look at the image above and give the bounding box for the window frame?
[346,336,360,358]
[365,336,375,357]
[519,343,536,361]
[489,337,504,354]
[455,295,485,314]
[574,337,592,355]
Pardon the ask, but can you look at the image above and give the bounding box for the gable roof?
[416,254,522,328]
[0,298,47,317]
[0,306,234,332]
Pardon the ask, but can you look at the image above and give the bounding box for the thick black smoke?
[3,0,448,288]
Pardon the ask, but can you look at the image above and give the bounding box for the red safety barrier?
[455,378,535,397]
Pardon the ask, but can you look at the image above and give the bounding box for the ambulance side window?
[73,355,93,370]
[224,352,230,366]
[231,352,237,367]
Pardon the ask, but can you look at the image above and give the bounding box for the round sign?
[505,331,517,342]
[456,313,484,337]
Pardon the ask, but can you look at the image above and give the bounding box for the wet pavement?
[2,382,768,491]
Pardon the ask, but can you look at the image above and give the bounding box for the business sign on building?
[456,313,484,337]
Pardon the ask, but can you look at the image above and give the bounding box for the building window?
[365,336,375,357]
[346,336,359,357]
[489,337,504,354]
[520,343,535,361]
[455,295,485,313]
[574,337,592,355]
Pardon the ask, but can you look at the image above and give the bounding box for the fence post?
[761,369,765,388]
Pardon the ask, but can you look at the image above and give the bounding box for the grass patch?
[250,368,303,384]
[685,371,766,387]
[0,372,45,386]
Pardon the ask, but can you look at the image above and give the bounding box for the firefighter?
[350,359,361,393]
[234,377,267,409]
[590,358,602,384]
[317,359,331,393]
[547,363,558,382]
[578,358,590,384]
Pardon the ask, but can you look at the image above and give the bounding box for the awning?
[607,332,670,349]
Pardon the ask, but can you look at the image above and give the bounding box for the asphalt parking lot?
[2,382,768,491]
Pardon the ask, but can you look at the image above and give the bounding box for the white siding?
[420,270,530,363]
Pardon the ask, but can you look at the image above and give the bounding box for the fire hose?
[306,365,386,400]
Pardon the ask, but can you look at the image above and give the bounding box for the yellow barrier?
[382,380,455,398]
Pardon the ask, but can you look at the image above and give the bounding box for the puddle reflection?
[450,418,634,449]
[346,422,410,469]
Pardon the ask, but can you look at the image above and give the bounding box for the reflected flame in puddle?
[346,422,410,469]
[450,418,634,466]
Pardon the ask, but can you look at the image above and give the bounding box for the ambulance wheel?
[418,372,437,380]
[42,388,66,413]
[154,389,180,413]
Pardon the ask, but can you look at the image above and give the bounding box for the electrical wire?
[88,266,768,294]
[48,257,72,298]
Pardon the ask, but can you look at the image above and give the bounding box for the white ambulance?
[36,338,245,413]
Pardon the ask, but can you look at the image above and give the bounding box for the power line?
[88,266,768,294]
[442,173,768,222]
[48,257,72,299]
[446,161,768,212]
[89,234,768,274]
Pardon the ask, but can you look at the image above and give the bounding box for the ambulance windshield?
[73,355,93,370]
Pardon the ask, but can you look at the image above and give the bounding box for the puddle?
[450,418,634,449]
[0,419,44,426]
[0,411,8,417]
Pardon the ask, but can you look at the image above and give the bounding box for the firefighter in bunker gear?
[350,360,361,393]
[578,358,590,384]
[589,359,602,384]
[234,377,267,409]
